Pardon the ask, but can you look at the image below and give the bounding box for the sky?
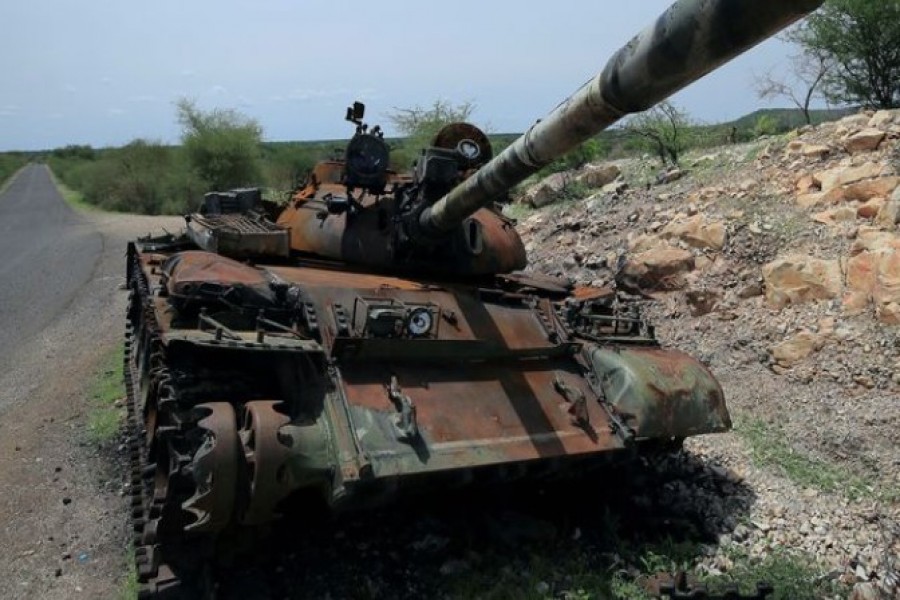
[0,1,810,152]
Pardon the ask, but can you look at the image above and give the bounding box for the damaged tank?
[124,0,824,596]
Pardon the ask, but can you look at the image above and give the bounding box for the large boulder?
[577,164,621,189]
[620,243,695,291]
[660,215,727,251]
[874,249,900,324]
[843,128,886,154]
[762,256,843,308]
[770,330,823,368]
[844,251,879,313]
[813,163,885,192]
[868,110,896,130]
[875,186,900,229]
[843,229,900,321]
[520,172,569,208]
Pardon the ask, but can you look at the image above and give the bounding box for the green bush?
[49,141,206,214]
[177,99,263,190]
[0,153,29,187]
[752,114,781,138]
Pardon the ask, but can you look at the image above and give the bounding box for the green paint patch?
[86,345,125,444]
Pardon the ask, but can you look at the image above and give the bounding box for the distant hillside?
[726,107,856,131]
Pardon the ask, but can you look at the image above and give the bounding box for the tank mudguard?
[588,346,731,440]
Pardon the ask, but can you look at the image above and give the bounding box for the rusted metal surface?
[186,212,289,258]
[238,401,293,525]
[183,402,241,533]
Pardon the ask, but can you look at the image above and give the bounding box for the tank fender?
[587,346,731,439]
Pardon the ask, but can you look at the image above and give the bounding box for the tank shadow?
[211,447,756,599]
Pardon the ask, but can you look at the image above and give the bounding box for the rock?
[577,164,621,188]
[830,177,900,205]
[812,207,857,227]
[874,248,900,324]
[521,172,570,208]
[660,215,727,251]
[875,195,900,230]
[685,288,721,316]
[850,582,879,600]
[801,144,831,159]
[602,180,629,195]
[839,113,873,130]
[868,110,895,129]
[629,233,664,254]
[787,141,830,158]
[771,330,823,367]
[846,251,879,293]
[737,281,764,299]
[621,243,695,291]
[843,129,886,154]
[857,198,886,219]
[762,256,843,308]
[814,163,884,192]
[657,168,684,185]
[795,174,819,195]
[796,191,827,208]
[739,178,758,192]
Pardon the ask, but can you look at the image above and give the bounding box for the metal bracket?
[387,376,418,441]
[553,374,588,426]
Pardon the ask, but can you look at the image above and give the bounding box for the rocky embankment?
[512,110,900,598]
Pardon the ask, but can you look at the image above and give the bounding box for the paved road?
[0,164,102,370]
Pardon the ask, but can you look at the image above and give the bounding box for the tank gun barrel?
[419,0,823,235]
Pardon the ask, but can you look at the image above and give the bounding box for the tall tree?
[797,0,900,109]
[754,29,832,124]
[177,99,263,190]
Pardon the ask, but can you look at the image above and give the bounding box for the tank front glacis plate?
[263,263,629,482]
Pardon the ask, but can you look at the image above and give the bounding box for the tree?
[386,99,476,168]
[176,99,263,190]
[754,29,832,124]
[796,0,900,109]
[623,101,692,167]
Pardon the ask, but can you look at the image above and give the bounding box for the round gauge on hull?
[406,308,433,337]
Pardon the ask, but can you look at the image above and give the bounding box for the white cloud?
[108,108,126,116]
[181,69,195,77]
[128,95,159,103]
[100,77,112,85]
[0,105,18,117]
[63,84,77,94]
[208,85,227,96]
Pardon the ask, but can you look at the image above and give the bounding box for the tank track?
[125,250,209,599]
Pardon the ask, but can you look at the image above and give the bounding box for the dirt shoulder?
[0,192,180,599]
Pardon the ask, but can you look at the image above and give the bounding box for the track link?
[125,249,193,599]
